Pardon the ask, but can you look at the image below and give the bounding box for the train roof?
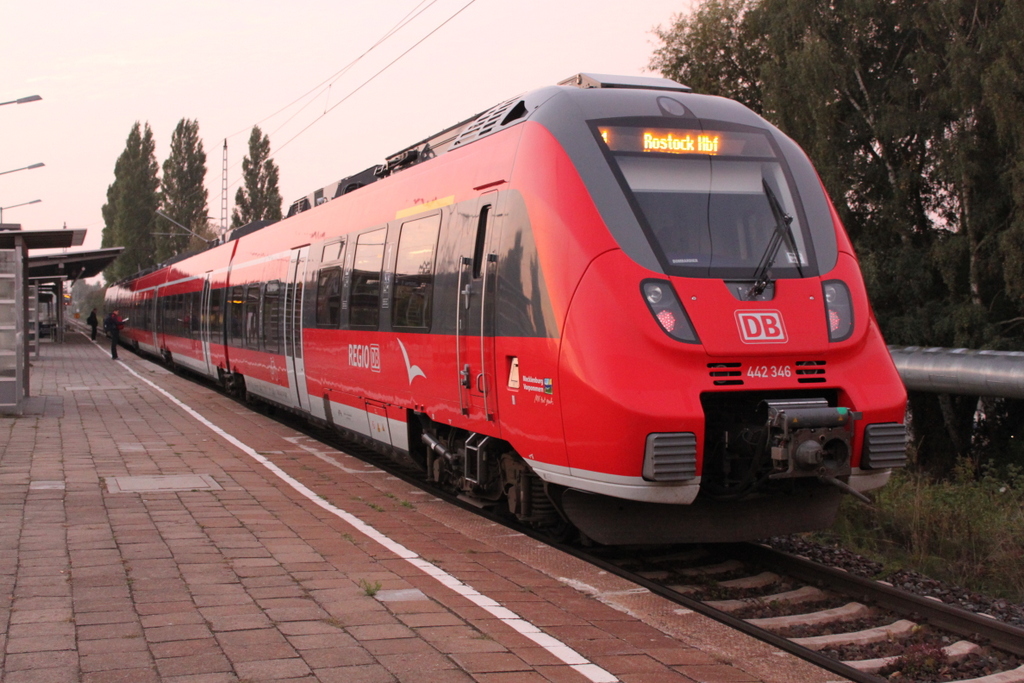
[115,74,693,287]
[285,73,692,219]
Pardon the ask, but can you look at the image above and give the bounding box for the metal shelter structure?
[0,223,121,414]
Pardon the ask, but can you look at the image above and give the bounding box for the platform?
[0,332,844,682]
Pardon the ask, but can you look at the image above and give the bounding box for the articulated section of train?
[107,73,908,544]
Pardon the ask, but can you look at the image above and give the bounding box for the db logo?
[736,310,788,343]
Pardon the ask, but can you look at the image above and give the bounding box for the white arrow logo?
[397,339,426,384]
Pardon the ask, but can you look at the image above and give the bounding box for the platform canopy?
[0,224,86,250]
[28,247,123,284]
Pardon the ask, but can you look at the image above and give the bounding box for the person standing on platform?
[86,308,99,340]
[104,310,124,360]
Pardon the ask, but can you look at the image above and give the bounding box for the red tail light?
[823,280,854,341]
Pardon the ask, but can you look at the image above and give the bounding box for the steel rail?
[554,542,888,683]
[728,543,1024,657]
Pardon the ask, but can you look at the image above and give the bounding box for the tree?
[158,118,211,261]
[101,122,161,283]
[650,0,763,111]
[232,126,282,228]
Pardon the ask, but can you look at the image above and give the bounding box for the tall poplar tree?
[158,118,212,261]
[101,122,160,283]
[232,126,282,228]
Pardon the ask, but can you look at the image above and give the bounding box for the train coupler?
[763,399,861,480]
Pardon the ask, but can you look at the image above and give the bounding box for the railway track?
[584,542,1024,683]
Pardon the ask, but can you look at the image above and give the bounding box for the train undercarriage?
[161,350,865,546]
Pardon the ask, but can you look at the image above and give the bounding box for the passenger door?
[455,193,500,422]
[200,275,214,377]
[284,246,310,413]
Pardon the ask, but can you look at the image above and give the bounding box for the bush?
[831,463,1024,600]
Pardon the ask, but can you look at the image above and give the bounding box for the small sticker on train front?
[736,310,788,343]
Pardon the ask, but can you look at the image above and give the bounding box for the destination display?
[598,126,773,158]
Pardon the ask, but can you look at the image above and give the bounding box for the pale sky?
[1,0,690,259]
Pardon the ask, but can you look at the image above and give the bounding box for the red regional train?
[107,73,908,544]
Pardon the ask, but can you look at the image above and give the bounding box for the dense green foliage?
[830,465,1024,600]
[652,0,1024,472]
[158,118,213,261]
[101,122,160,283]
[232,126,282,228]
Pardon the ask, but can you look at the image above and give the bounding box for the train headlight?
[645,284,665,305]
[822,280,854,341]
[642,280,700,343]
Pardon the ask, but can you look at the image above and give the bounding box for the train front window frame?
[593,118,820,280]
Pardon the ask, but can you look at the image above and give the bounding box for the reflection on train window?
[228,286,244,346]
[209,288,224,342]
[393,215,439,330]
[350,228,386,329]
[244,285,261,350]
[263,280,282,353]
[604,125,810,279]
[315,267,342,327]
[322,240,344,263]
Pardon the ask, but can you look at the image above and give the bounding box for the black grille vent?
[709,362,743,386]
[643,433,698,481]
[862,423,908,469]
[796,360,827,383]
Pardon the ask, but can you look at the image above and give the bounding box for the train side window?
[189,290,200,338]
[175,294,185,337]
[393,214,440,330]
[209,288,224,342]
[473,205,491,279]
[315,267,343,327]
[322,240,343,263]
[244,285,261,350]
[228,286,244,346]
[349,228,386,329]
[263,280,282,353]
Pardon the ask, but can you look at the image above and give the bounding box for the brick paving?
[0,333,842,683]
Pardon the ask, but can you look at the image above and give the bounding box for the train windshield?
[598,124,813,279]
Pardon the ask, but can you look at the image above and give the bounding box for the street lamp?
[0,162,45,177]
[0,199,42,222]
[0,95,42,107]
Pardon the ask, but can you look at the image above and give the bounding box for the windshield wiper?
[748,179,803,298]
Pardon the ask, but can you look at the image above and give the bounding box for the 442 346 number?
[747,365,792,379]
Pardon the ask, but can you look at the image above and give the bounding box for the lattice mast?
[220,139,228,235]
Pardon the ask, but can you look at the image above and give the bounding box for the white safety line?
[98,339,618,683]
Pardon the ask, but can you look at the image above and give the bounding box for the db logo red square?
[736,311,788,343]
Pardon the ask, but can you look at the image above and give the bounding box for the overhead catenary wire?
[227,0,441,143]
[222,0,479,199]
[271,0,481,157]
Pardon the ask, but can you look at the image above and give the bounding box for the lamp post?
[0,95,42,107]
[0,199,42,223]
[0,162,44,177]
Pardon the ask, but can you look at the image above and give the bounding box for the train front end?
[524,75,907,544]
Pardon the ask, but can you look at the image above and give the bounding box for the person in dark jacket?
[103,310,124,360]
[86,309,98,340]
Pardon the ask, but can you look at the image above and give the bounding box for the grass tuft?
[829,462,1024,600]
